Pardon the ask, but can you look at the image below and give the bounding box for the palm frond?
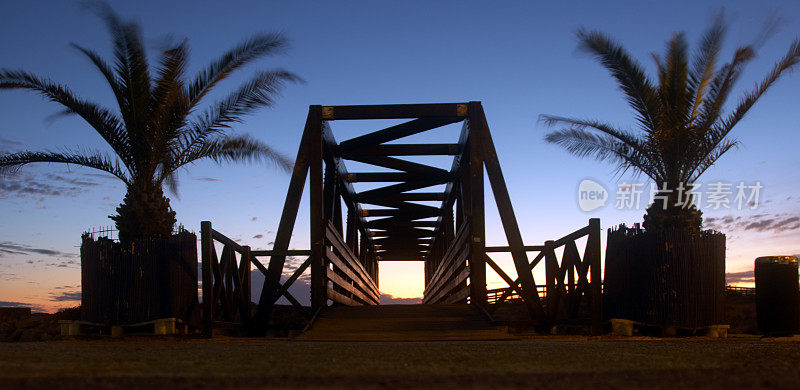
[88,1,152,157]
[151,39,189,129]
[660,32,691,126]
[544,128,658,180]
[718,39,800,135]
[696,46,756,130]
[0,149,129,184]
[161,134,292,184]
[687,14,725,124]
[186,70,298,136]
[0,69,132,168]
[540,115,646,154]
[70,43,122,101]
[196,135,291,167]
[690,138,738,181]
[176,69,299,166]
[187,33,291,108]
[576,28,660,133]
[150,39,190,161]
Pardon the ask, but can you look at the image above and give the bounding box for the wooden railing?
[484,218,602,333]
[422,223,470,304]
[726,286,756,297]
[324,222,380,305]
[200,221,311,336]
[486,287,525,303]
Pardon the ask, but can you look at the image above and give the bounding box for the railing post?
[589,218,603,335]
[467,102,486,307]
[200,221,213,338]
[309,105,327,310]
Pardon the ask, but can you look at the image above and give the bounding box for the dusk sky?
[1,0,799,312]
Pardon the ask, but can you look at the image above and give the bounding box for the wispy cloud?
[0,241,76,257]
[0,301,46,313]
[380,293,422,305]
[0,171,111,200]
[704,213,800,234]
[0,135,22,153]
[726,270,754,284]
[193,177,221,182]
[50,291,81,302]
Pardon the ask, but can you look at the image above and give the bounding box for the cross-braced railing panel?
[200,221,311,336]
[484,219,602,333]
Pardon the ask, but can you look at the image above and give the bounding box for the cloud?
[0,301,46,313]
[193,177,221,182]
[704,213,800,234]
[0,171,109,200]
[0,272,21,281]
[0,241,76,257]
[380,293,422,305]
[0,135,22,153]
[253,234,264,239]
[50,291,81,302]
[726,270,754,284]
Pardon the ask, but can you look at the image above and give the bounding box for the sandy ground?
[1,336,800,389]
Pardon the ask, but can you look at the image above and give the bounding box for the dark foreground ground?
[1,336,799,389]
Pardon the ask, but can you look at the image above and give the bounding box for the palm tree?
[0,4,299,242]
[542,17,800,233]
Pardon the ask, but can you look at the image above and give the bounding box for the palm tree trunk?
[642,182,703,233]
[111,180,177,243]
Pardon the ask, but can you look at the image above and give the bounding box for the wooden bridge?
[200,102,602,338]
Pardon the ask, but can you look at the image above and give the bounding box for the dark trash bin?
[754,256,799,335]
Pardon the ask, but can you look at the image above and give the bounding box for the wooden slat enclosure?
[81,232,199,326]
[199,102,604,336]
[604,224,726,329]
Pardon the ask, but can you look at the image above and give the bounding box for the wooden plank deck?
[297,304,518,341]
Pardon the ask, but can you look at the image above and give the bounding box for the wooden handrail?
[324,222,380,305]
[425,222,469,294]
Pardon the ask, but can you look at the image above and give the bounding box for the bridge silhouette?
[200,102,602,338]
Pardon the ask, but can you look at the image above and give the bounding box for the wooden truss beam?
[338,116,463,151]
[322,103,468,120]
[342,144,461,157]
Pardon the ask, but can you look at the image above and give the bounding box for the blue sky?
[1,0,799,311]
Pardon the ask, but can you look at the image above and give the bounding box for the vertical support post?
[424,257,430,287]
[200,221,213,337]
[309,106,327,310]
[589,218,603,335]
[444,209,455,248]
[467,107,486,307]
[241,245,251,312]
[544,240,557,319]
[346,209,357,257]
[373,254,379,290]
[323,163,336,223]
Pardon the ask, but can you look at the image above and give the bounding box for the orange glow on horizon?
[379,261,424,299]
